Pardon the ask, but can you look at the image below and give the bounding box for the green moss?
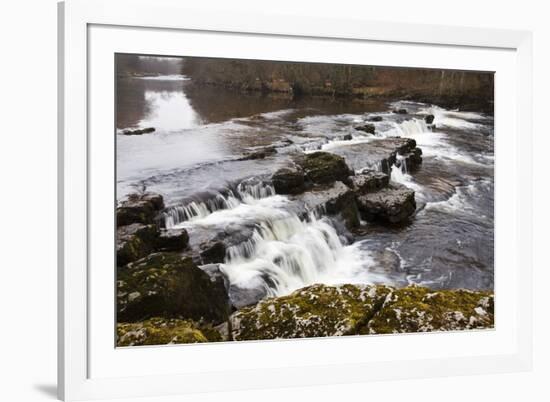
[366,286,494,334]
[117,318,211,346]
[229,284,494,341]
[230,284,391,341]
[301,152,352,184]
[117,252,231,324]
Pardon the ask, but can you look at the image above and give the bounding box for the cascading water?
[221,212,367,299]
[163,180,276,228]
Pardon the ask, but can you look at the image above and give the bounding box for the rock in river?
[117,252,231,324]
[117,192,164,226]
[122,127,156,135]
[271,165,306,195]
[299,151,353,185]
[347,170,389,194]
[292,181,360,230]
[424,114,435,124]
[354,123,375,134]
[356,183,416,224]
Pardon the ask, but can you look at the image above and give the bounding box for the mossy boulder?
[117,252,231,324]
[365,286,494,334]
[300,152,353,185]
[116,317,224,346]
[356,183,416,224]
[230,284,392,340]
[116,223,159,266]
[117,192,164,226]
[228,284,494,341]
[272,166,306,195]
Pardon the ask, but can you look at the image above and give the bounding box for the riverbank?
[181,58,494,113]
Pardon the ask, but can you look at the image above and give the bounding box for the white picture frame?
[58,0,533,400]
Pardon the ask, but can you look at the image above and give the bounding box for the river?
[116,68,494,307]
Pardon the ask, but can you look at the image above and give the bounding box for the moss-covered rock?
[228,284,494,341]
[117,252,231,324]
[116,317,216,346]
[230,284,392,340]
[300,151,353,185]
[116,223,159,266]
[365,286,494,334]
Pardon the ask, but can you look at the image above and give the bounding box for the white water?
[165,181,276,227]
[220,212,370,298]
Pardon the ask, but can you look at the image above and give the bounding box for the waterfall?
[392,119,429,137]
[221,212,365,298]
[163,180,276,228]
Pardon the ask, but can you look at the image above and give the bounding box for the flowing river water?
[116,72,494,307]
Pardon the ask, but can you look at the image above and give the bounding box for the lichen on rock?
[229,284,392,340]
[365,286,494,334]
[116,317,216,346]
[228,284,494,341]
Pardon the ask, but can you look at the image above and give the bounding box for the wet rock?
[393,108,408,114]
[347,170,389,194]
[354,123,375,134]
[122,127,156,135]
[300,151,353,185]
[117,192,164,226]
[156,228,189,251]
[292,181,360,230]
[367,115,383,122]
[356,183,416,224]
[116,223,159,266]
[424,114,435,124]
[238,146,277,160]
[342,133,353,141]
[199,263,230,291]
[199,241,227,264]
[329,137,417,174]
[229,285,269,309]
[272,165,306,195]
[117,252,231,324]
[396,148,423,172]
[228,284,494,341]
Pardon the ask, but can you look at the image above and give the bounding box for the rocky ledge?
[117,284,494,345]
[229,284,494,340]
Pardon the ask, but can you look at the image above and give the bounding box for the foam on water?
[220,212,372,297]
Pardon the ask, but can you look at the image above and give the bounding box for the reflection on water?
[139,89,200,132]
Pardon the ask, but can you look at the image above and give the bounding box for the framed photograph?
[58,0,533,400]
